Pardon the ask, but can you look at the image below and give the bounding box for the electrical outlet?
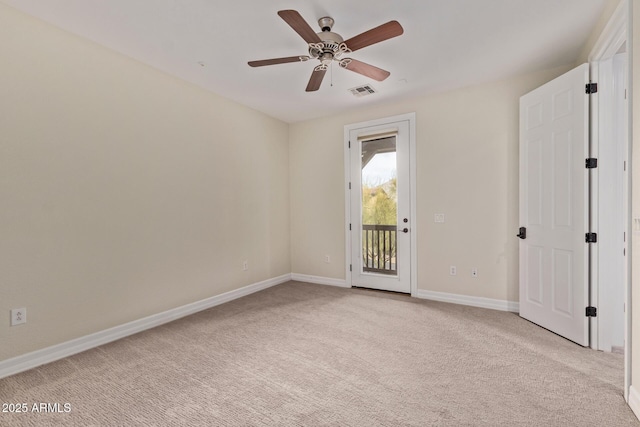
[449,266,457,276]
[242,260,248,271]
[471,268,478,278]
[434,214,445,223]
[10,308,26,326]
[325,255,331,263]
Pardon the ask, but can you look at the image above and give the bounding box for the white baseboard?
[289,276,518,313]
[415,289,519,313]
[291,273,349,288]
[0,273,291,380]
[630,385,640,421]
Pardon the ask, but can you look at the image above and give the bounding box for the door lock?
[517,227,526,239]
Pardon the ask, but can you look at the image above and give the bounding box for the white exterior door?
[519,64,591,346]
[349,119,411,293]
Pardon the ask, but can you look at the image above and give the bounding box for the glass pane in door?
[361,136,397,276]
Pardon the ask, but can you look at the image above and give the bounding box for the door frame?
[344,113,417,295]
[588,0,631,400]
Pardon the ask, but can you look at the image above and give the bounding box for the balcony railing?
[362,224,397,275]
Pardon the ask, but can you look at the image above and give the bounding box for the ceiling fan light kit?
[248,10,403,92]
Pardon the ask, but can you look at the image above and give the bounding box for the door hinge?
[348,140,351,148]
[349,223,352,231]
[585,158,598,169]
[349,182,351,190]
[585,306,597,317]
[585,233,598,243]
[350,264,352,272]
[586,83,598,94]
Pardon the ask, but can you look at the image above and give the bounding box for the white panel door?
[519,64,590,346]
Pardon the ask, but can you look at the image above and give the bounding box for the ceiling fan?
[248,10,404,92]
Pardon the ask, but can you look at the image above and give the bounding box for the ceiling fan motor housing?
[308,17,349,64]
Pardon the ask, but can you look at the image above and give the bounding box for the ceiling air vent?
[349,84,377,97]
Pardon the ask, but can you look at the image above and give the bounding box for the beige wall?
[0,4,290,361]
[290,65,572,303]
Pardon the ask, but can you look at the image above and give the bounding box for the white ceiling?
[2,0,608,123]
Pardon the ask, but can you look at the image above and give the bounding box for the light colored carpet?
[0,281,638,426]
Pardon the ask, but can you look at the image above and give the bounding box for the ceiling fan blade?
[343,59,390,81]
[306,68,327,92]
[248,56,310,67]
[343,21,404,52]
[278,10,322,44]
